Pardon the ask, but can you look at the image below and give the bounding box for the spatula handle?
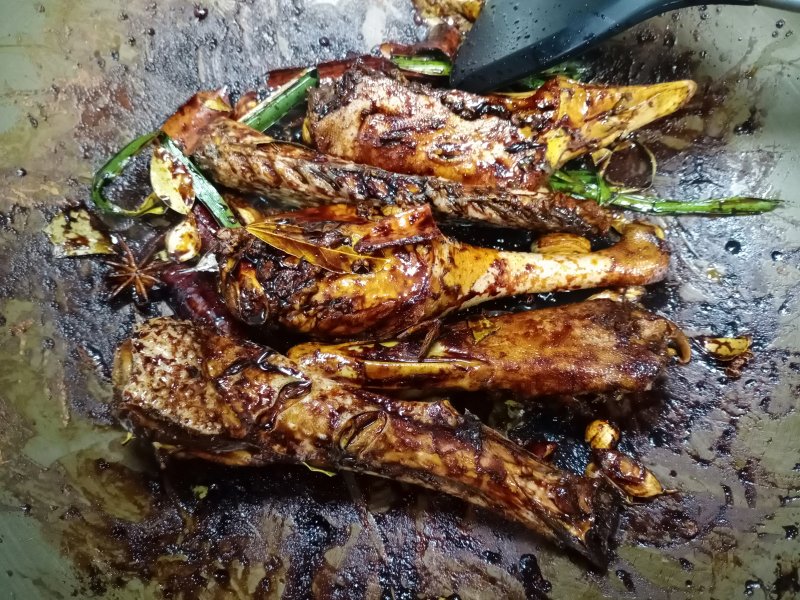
[453,0,798,92]
[757,0,800,10]
[454,0,714,91]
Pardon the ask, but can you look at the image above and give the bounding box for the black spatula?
[452,0,800,92]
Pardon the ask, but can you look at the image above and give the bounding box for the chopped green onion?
[241,68,320,132]
[550,169,781,215]
[392,54,586,90]
[514,61,590,91]
[191,485,209,499]
[91,68,321,227]
[159,135,240,228]
[91,130,166,217]
[602,194,780,215]
[391,54,453,77]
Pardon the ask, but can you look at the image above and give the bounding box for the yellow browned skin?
[287,299,691,398]
[192,118,613,236]
[306,69,696,190]
[160,89,233,153]
[113,317,619,565]
[414,0,483,25]
[217,205,670,340]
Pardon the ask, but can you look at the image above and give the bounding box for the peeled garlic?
[585,420,620,450]
[165,213,202,262]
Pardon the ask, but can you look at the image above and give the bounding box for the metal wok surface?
[0,1,798,598]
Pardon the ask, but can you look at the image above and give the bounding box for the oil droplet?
[744,580,762,596]
[637,29,657,44]
[721,484,734,506]
[616,570,635,592]
[213,569,230,584]
[724,239,741,254]
[194,5,208,20]
[771,250,784,261]
[319,36,330,47]
[518,554,552,596]
[776,19,785,29]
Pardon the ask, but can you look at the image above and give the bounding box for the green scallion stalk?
[550,169,781,215]
[602,194,781,215]
[241,68,320,132]
[391,55,587,91]
[91,130,166,217]
[514,61,590,91]
[92,68,322,226]
[391,54,453,77]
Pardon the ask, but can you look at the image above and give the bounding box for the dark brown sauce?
[1,3,796,598]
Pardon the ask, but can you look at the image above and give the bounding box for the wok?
[0,1,798,598]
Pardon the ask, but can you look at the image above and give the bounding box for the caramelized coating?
[161,89,233,153]
[161,265,244,337]
[414,0,483,26]
[192,118,613,236]
[585,420,670,501]
[306,69,696,190]
[288,299,690,398]
[217,204,670,340]
[113,317,620,565]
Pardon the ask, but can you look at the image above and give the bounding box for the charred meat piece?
[306,69,696,190]
[288,299,691,398]
[192,118,613,236]
[113,317,620,565]
[217,204,670,340]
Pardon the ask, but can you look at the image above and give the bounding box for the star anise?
[104,238,169,305]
